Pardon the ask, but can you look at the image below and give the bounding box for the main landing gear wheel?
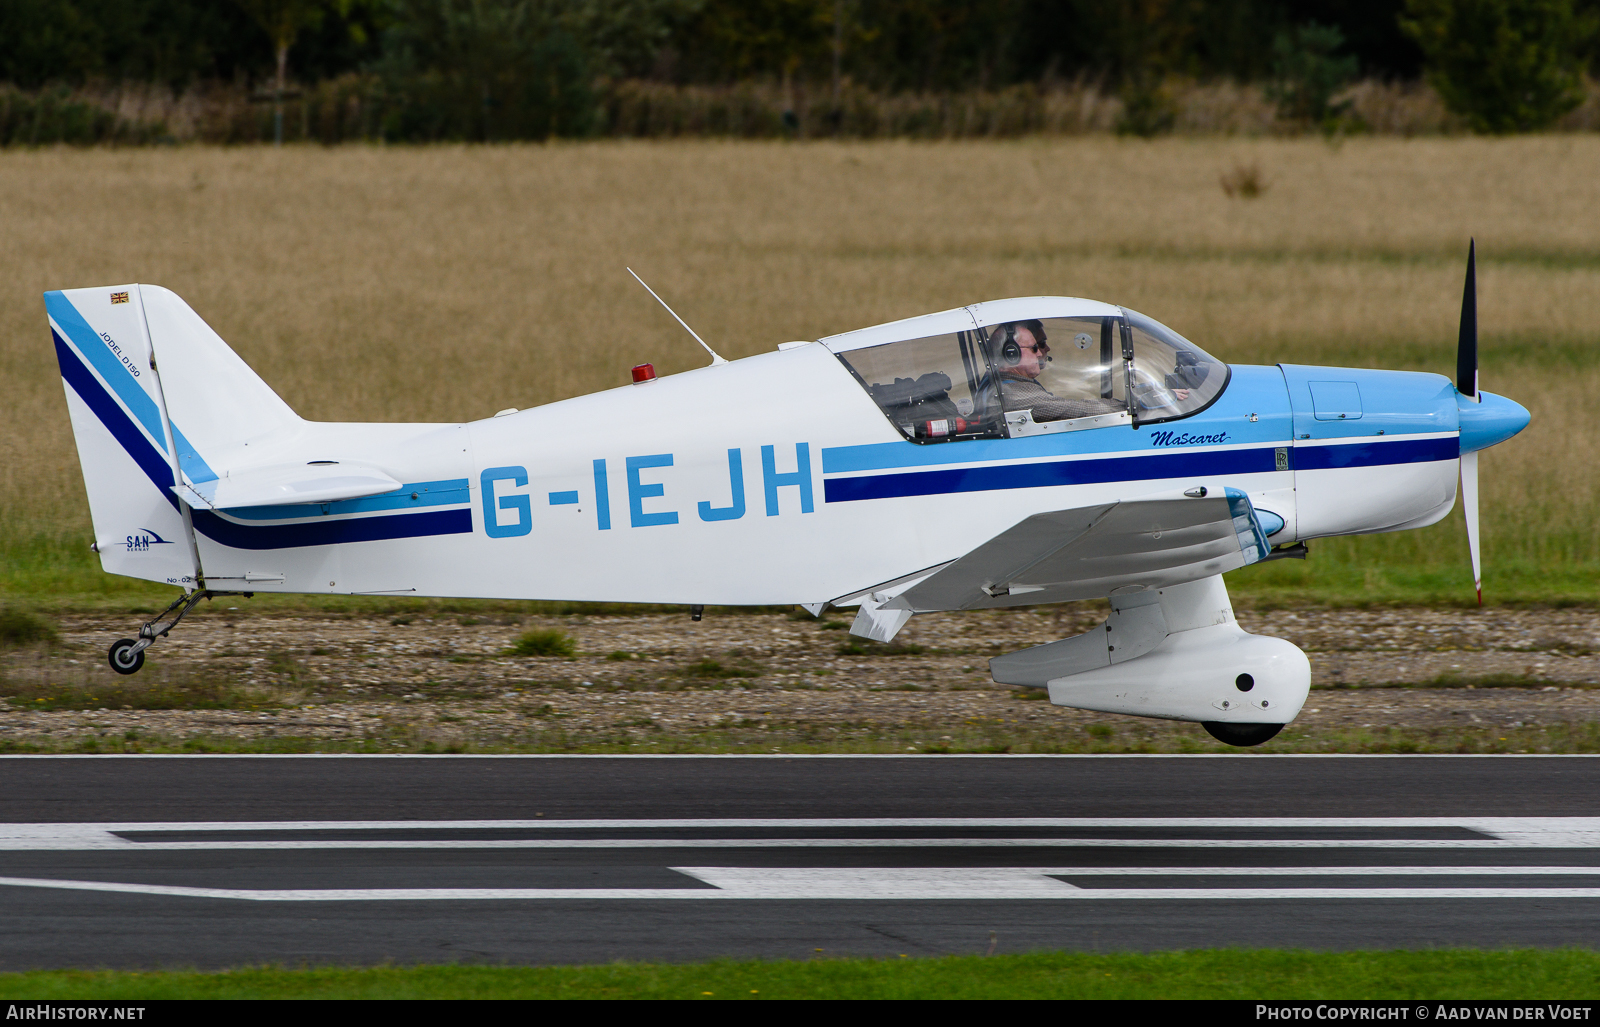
[1202,721,1283,747]
[108,638,145,676]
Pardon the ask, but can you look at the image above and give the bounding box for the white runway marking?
[8,820,1600,902]
[3,817,1600,850]
[5,866,1600,902]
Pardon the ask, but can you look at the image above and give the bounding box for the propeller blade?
[1461,450,1482,606]
[1457,239,1478,399]
[1458,239,1482,605]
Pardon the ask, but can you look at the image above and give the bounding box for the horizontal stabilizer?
[172,462,402,510]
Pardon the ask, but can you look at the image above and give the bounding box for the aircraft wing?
[891,488,1273,612]
[171,462,403,511]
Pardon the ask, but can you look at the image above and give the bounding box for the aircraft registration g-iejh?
[47,246,1528,746]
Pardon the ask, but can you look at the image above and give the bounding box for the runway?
[3,755,1599,969]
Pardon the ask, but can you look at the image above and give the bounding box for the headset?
[995,321,1049,367]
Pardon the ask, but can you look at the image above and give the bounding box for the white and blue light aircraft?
[47,246,1528,746]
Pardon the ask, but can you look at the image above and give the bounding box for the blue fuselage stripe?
[56,336,472,551]
[189,507,473,550]
[824,447,1277,503]
[1294,436,1458,469]
[221,480,472,520]
[822,436,1455,503]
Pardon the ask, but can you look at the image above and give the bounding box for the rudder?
[137,285,300,488]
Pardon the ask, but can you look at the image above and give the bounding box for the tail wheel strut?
[104,589,240,675]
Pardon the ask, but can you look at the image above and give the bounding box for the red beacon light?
[631,363,656,384]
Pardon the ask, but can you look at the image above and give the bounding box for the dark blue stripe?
[825,448,1277,502]
[55,330,178,505]
[57,333,474,550]
[190,507,473,550]
[1294,436,1457,469]
[824,435,1459,503]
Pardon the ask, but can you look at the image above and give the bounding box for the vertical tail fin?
[48,285,303,586]
[47,286,198,586]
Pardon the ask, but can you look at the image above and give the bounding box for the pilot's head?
[997,320,1049,379]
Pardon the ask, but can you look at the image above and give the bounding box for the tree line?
[2,0,1596,138]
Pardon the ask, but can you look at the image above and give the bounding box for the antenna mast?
[627,269,727,366]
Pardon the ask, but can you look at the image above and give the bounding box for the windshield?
[1121,308,1230,423]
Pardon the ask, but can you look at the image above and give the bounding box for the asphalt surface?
[2,755,1599,969]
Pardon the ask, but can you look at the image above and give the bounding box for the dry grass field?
[2,137,1596,605]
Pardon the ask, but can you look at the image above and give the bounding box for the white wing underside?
[884,490,1272,613]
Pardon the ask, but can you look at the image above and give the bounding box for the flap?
[171,462,403,510]
[895,488,1271,612]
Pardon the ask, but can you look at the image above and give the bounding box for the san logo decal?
[125,528,176,552]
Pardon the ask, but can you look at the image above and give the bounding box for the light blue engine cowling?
[1279,364,1528,455]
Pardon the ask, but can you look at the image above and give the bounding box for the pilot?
[987,320,1121,423]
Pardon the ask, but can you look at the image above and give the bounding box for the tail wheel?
[1202,721,1283,747]
[108,638,145,676]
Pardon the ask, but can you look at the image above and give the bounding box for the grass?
[4,719,1595,756]
[0,650,285,711]
[0,606,56,645]
[681,658,762,679]
[504,629,577,658]
[0,950,1596,999]
[0,674,270,712]
[3,139,1598,608]
[837,639,928,656]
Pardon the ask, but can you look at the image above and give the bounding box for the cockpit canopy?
[822,298,1230,443]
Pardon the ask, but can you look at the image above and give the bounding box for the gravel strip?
[2,605,1598,749]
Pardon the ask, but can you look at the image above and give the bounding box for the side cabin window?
[985,317,1127,428]
[982,312,1229,432]
[836,331,1004,443]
